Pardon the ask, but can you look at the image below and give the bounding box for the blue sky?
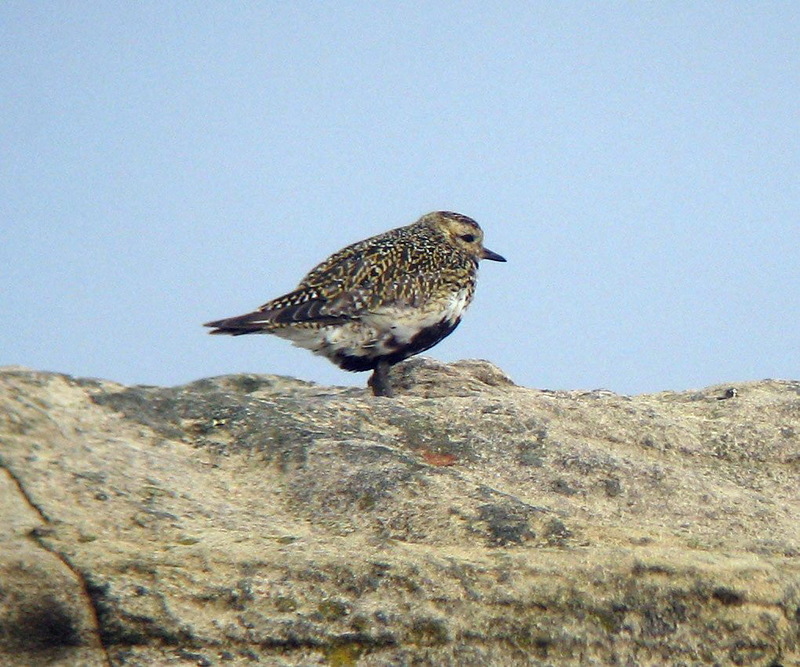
[2,3,799,394]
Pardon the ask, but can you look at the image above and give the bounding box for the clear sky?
[2,3,799,395]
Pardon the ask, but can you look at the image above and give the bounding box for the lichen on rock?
[1,361,799,665]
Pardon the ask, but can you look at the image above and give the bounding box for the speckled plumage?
[204,211,506,396]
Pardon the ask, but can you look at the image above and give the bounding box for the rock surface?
[1,359,799,666]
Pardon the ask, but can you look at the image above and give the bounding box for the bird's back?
[266,220,479,323]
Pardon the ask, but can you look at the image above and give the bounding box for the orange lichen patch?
[420,450,458,466]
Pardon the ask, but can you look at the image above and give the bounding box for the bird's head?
[422,211,506,263]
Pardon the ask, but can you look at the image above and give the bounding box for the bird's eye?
[460,234,476,243]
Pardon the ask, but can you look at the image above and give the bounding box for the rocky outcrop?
[1,359,799,665]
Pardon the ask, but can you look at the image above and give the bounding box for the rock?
[1,361,799,665]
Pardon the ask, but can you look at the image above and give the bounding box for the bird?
[204,211,506,397]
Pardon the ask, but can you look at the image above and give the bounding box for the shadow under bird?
[204,211,506,397]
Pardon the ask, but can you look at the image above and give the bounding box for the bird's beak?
[481,247,507,262]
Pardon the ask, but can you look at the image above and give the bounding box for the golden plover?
[204,211,506,396]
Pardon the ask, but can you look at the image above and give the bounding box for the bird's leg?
[368,360,394,397]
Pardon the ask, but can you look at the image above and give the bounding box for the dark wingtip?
[204,319,227,334]
[203,315,267,336]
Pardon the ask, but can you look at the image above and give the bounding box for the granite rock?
[1,359,799,665]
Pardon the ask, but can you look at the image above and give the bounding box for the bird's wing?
[205,288,354,335]
[257,287,356,325]
[261,226,447,322]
